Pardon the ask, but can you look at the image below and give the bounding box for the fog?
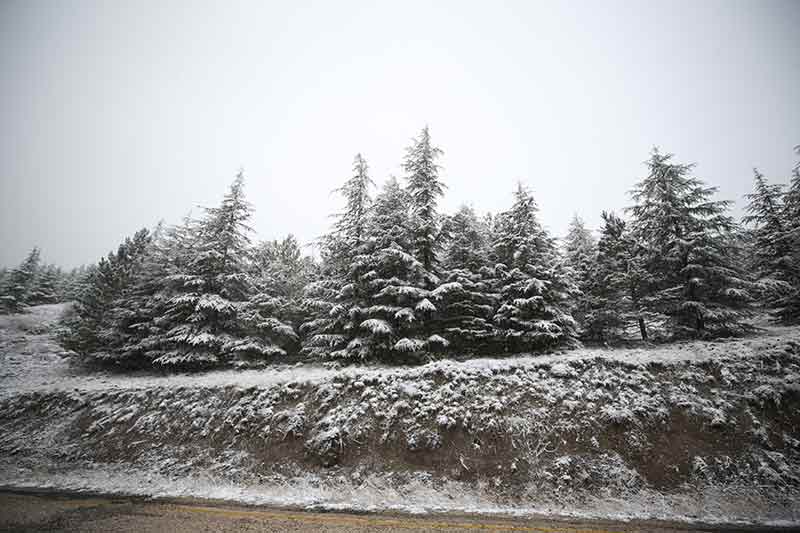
[1,0,798,268]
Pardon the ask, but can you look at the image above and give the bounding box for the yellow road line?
[174,505,627,533]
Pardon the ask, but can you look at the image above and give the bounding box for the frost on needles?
[46,132,800,369]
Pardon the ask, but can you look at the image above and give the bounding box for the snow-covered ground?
[1,303,799,526]
[2,303,796,397]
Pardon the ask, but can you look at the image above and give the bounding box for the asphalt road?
[0,491,797,533]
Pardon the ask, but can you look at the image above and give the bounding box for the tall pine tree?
[490,184,578,352]
[149,172,296,367]
[302,175,443,361]
[775,145,800,322]
[582,212,654,342]
[743,169,794,317]
[0,247,41,313]
[60,230,151,358]
[434,205,499,353]
[563,214,596,327]
[628,148,754,337]
[404,126,446,273]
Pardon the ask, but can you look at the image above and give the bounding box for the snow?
[2,305,799,400]
[2,304,800,526]
[1,461,798,526]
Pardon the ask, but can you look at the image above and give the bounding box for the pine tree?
[743,169,794,315]
[150,172,296,367]
[628,148,755,337]
[775,145,800,322]
[404,126,446,273]
[0,247,42,313]
[103,223,172,365]
[564,215,596,282]
[300,159,378,359]
[583,212,651,342]
[60,230,152,357]
[490,184,578,352]
[302,177,443,361]
[442,205,489,272]
[60,265,91,302]
[28,264,61,305]
[254,235,305,296]
[324,154,375,271]
[368,177,412,250]
[434,205,499,353]
[563,214,597,327]
[252,234,317,332]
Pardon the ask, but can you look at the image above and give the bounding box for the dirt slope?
[1,304,799,525]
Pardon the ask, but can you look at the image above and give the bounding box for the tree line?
[0,249,86,313]
[4,128,799,368]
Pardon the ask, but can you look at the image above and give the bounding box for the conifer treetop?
[404,126,446,271]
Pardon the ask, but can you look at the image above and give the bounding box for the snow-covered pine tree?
[433,205,499,353]
[59,262,110,355]
[743,169,794,316]
[367,177,412,251]
[300,156,377,358]
[404,126,446,273]
[60,229,152,357]
[151,172,296,367]
[302,176,443,361]
[254,235,315,298]
[95,228,154,358]
[28,264,62,305]
[564,215,596,272]
[490,183,578,352]
[99,223,173,365]
[628,148,755,337]
[583,211,646,341]
[60,265,91,302]
[324,154,375,273]
[251,233,315,343]
[0,247,41,313]
[562,214,597,327]
[775,145,800,322]
[442,205,489,272]
[115,215,203,364]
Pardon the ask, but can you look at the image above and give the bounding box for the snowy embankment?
[1,304,800,526]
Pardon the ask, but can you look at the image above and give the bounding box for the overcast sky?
[1,0,798,268]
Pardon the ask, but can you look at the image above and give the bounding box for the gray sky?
[1,0,798,268]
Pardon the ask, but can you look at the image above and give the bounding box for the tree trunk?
[638,316,648,341]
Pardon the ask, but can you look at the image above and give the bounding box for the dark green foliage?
[743,169,795,319]
[563,214,596,327]
[404,126,446,273]
[302,175,442,362]
[0,251,89,312]
[253,234,318,329]
[442,205,490,272]
[59,229,152,356]
[27,264,61,305]
[627,148,755,337]
[434,206,499,353]
[775,146,800,322]
[490,184,578,352]
[60,172,298,368]
[144,172,296,367]
[322,154,375,274]
[41,129,798,368]
[433,267,499,354]
[0,247,41,313]
[59,266,91,302]
[582,212,653,342]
